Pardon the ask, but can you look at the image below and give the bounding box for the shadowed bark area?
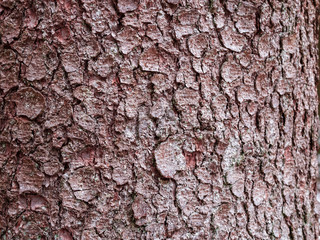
[0,0,319,239]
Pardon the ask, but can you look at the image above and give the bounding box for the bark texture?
[0,0,319,239]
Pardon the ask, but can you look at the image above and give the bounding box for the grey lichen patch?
[25,54,47,81]
[237,85,256,103]
[155,136,186,179]
[252,180,268,206]
[282,34,297,54]
[235,16,256,35]
[234,2,257,35]
[221,59,242,83]
[11,87,46,120]
[89,53,115,77]
[220,26,246,52]
[132,195,151,225]
[150,73,174,94]
[73,86,104,116]
[221,136,242,171]
[258,34,276,59]
[73,105,96,132]
[174,88,200,110]
[116,26,141,54]
[112,165,133,185]
[139,47,160,72]
[139,47,174,73]
[68,167,100,202]
[44,98,72,128]
[117,0,139,13]
[187,33,208,58]
[1,0,319,238]
[173,88,200,129]
[226,168,245,198]
[16,158,45,194]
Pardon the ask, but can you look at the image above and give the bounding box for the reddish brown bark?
[0,0,319,239]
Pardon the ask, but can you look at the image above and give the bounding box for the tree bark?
[0,0,319,239]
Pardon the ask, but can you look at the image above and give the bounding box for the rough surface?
[0,0,319,239]
[155,136,186,179]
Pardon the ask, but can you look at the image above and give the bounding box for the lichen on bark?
[0,0,319,239]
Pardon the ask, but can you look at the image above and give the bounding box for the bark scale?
[0,0,319,239]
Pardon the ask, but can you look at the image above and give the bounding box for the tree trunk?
[0,0,319,239]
